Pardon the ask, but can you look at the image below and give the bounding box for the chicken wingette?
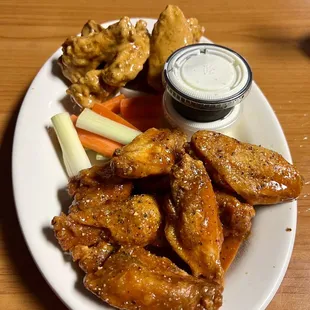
[191,131,303,205]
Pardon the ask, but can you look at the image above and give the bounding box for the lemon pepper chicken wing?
[69,194,162,247]
[52,164,133,251]
[85,247,223,310]
[215,191,255,271]
[112,128,187,178]
[165,154,224,284]
[191,131,303,205]
[68,164,133,210]
[59,17,150,108]
[148,5,204,91]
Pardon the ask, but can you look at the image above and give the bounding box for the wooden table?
[0,0,309,309]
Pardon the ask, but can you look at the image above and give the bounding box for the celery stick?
[51,112,91,178]
[76,108,141,145]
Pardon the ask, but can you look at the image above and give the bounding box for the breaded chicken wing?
[148,5,204,91]
[112,128,187,178]
[165,154,224,284]
[84,247,223,310]
[59,17,150,107]
[191,131,303,205]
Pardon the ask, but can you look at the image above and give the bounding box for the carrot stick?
[120,95,163,119]
[92,103,138,130]
[71,115,122,157]
[101,94,125,113]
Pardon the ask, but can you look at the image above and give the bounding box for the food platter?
[12,18,297,310]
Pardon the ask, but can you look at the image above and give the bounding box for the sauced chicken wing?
[165,154,223,284]
[216,191,255,239]
[112,128,187,178]
[148,5,204,91]
[69,194,162,246]
[85,247,223,310]
[191,131,303,205]
[71,241,114,273]
[215,191,255,271]
[68,164,133,209]
[52,212,105,251]
[59,17,150,108]
[53,164,133,251]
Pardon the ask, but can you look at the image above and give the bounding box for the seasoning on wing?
[216,191,255,271]
[71,241,114,273]
[85,247,223,310]
[59,17,150,108]
[191,131,303,205]
[148,5,204,91]
[69,194,162,247]
[112,128,187,178]
[165,154,224,284]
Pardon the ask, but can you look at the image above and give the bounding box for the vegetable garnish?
[92,103,138,130]
[71,115,122,157]
[76,108,141,145]
[51,112,91,177]
[100,94,125,113]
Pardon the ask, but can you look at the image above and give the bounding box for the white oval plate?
[12,18,296,310]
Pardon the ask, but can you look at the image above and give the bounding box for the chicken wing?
[53,164,133,251]
[68,164,133,210]
[85,247,223,310]
[69,194,162,247]
[165,154,223,284]
[216,191,255,271]
[191,131,303,205]
[59,17,150,107]
[71,241,114,273]
[148,5,204,91]
[52,212,105,251]
[112,128,187,178]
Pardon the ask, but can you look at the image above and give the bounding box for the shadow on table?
[0,91,68,310]
[299,35,310,58]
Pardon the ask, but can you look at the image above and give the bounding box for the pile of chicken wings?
[52,129,303,310]
[58,5,204,108]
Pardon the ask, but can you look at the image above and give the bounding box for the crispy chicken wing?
[69,194,162,246]
[112,128,187,178]
[52,212,105,251]
[71,241,114,273]
[148,5,204,91]
[191,131,303,205]
[165,154,223,284]
[53,164,133,251]
[59,17,150,107]
[68,164,133,210]
[85,247,223,310]
[216,191,255,271]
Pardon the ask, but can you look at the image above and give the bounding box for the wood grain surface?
[0,0,309,309]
